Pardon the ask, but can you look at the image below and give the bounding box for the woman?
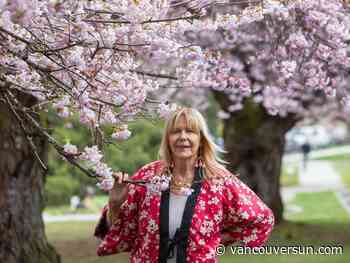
[94,107,274,262]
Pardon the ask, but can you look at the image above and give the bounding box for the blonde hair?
[158,107,229,179]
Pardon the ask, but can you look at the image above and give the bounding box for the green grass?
[331,161,350,192]
[44,195,109,215]
[46,220,349,263]
[281,164,299,187]
[333,160,350,190]
[45,190,350,263]
[44,206,97,215]
[312,153,350,162]
[46,220,129,263]
[286,191,349,223]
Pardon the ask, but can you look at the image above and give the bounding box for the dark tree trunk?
[0,92,61,263]
[214,94,299,224]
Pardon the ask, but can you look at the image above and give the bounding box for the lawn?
[333,161,350,191]
[46,220,348,263]
[44,195,109,215]
[45,190,349,263]
[313,153,350,162]
[281,163,299,187]
[286,191,349,223]
[46,220,129,263]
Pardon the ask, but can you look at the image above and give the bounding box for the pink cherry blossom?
[157,103,178,120]
[2,0,350,192]
[80,146,103,165]
[96,177,115,192]
[63,143,78,155]
[111,126,132,141]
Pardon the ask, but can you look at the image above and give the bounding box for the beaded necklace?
[169,175,195,196]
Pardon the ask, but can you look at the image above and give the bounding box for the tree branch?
[82,15,200,25]
[4,90,100,179]
[131,70,178,80]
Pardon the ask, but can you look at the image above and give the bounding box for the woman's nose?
[179,130,188,138]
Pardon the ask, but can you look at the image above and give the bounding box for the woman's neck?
[172,157,196,181]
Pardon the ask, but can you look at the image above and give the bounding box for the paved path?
[43,213,100,222]
[299,160,343,188]
[282,160,350,217]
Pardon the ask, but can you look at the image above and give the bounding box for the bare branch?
[131,70,178,80]
[82,15,200,25]
[0,27,31,45]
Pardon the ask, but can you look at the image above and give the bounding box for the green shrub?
[44,175,81,206]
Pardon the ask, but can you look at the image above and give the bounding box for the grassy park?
[42,119,350,263]
[4,1,350,262]
[45,191,349,263]
[45,155,349,263]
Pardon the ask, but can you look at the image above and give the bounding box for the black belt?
[158,166,204,263]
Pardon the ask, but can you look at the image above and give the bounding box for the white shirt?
[167,192,189,263]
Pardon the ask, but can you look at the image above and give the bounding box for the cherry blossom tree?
[150,0,350,224]
[0,1,213,261]
[1,0,350,261]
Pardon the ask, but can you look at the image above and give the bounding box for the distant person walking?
[301,141,311,169]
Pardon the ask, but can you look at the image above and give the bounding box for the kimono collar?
[158,166,204,263]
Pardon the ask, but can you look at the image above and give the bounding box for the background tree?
[0,91,60,263]
[154,0,350,223]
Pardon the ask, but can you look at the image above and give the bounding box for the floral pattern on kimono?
[94,160,275,262]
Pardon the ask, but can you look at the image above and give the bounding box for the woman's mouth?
[175,145,191,149]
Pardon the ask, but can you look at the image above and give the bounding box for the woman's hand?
[108,172,129,206]
[97,172,129,226]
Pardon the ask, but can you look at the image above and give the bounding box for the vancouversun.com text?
[215,244,343,256]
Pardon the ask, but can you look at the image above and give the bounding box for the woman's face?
[168,115,201,161]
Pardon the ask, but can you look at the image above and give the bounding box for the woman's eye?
[171,128,195,134]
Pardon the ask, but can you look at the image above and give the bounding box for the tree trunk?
[0,92,61,263]
[214,94,299,224]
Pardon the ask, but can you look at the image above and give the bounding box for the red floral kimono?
[94,160,274,262]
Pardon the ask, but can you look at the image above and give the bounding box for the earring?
[195,156,205,168]
[196,147,205,168]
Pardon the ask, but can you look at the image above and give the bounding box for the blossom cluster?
[1,0,164,133]
[169,0,350,117]
[145,174,171,195]
[2,0,350,121]
[2,0,350,187]
[63,143,115,190]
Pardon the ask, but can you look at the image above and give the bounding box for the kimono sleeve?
[221,175,275,247]
[93,168,146,256]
